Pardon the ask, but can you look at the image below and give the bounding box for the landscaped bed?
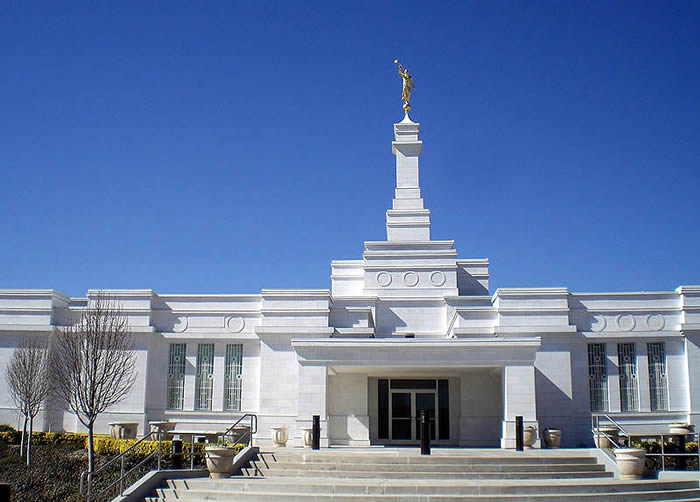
[0,426,223,502]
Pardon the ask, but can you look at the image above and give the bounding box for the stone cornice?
[456,258,489,265]
[261,289,331,298]
[494,287,569,297]
[0,289,71,302]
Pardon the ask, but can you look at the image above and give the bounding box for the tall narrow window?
[167,343,186,410]
[195,343,215,410]
[648,342,668,411]
[588,343,608,412]
[618,343,639,411]
[224,344,243,411]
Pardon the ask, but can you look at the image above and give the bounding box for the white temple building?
[1,111,699,449]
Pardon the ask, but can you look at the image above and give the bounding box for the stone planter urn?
[149,421,177,441]
[301,427,313,448]
[594,427,619,449]
[271,426,289,447]
[669,423,694,435]
[543,428,561,449]
[523,426,537,449]
[205,446,236,478]
[614,448,646,479]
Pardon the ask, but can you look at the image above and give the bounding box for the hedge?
[0,432,108,449]
[0,431,245,460]
[92,437,245,457]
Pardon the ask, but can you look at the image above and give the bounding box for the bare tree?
[5,338,51,465]
[51,292,137,472]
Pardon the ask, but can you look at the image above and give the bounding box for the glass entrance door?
[390,390,437,442]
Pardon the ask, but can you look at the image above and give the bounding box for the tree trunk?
[20,414,28,458]
[88,421,95,473]
[26,415,33,465]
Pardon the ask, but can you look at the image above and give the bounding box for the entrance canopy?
[291,337,541,367]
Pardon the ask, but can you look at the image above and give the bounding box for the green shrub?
[0,431,20,444]
[0,424,16,432]
[0,431,90,449]
[632,439,699,471]
[92,436,244,458]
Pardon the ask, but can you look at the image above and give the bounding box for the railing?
[591,413,631,448]
[221,413,257,447]
[80,428,164,502]
[80,414,257,501]
[592,414,700,472]
[641,433,700,471]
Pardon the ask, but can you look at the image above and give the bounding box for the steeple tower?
[386,112,431,241]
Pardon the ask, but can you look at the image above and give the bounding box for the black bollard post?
[515,416,524,452]
[312,415,320,450]
[420,409,431,455]
[678,434,687,470]
[0,483,10,502]
[172,439,183,469]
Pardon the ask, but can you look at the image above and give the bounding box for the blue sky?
[1,1,698,297]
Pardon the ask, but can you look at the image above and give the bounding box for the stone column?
[296,364,329,447]
[501,364,539,448]
[637,342,651,412]
[212,343,226,411]
[183,343,197,410]
[386,113,431,241]
[606,342,621,413]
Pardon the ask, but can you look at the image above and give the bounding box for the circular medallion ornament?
[173,316,188,333]
[376,272,392,287]
[591,315,607,332]
[645,313,665,331]
[404,271,419,287]
[430,271,446,287]
[225,315,245,333]
[616,314,636,332]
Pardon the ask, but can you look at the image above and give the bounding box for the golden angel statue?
[394,59,415,111]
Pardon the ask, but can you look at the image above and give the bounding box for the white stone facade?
[1,113,699,448]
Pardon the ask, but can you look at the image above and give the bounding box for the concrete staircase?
[145,448,700,501]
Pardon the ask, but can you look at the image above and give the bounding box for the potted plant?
[301,427,313,448]
[523,425,537,449]
[205,442,237,478]
[543,427,561,448]
[593,427,619,449]
[613,447,646,479]
[271,426,289,447]
[669,423,694,435]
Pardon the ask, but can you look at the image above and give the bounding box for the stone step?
[255,452,599,465]
[240,467,615,479]
[165,478,699,496]
[146,487,700,501]
[247,460,606,473]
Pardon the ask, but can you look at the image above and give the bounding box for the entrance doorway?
[390,389,436,442]
[377,378,449,444]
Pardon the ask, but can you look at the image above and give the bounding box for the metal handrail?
[80,427,163,502]
[592,414,630,449]
[221,413,257,446]
[80,414,258,501]
[599,413,632,438]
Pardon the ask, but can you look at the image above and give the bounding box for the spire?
[386,112,431,241]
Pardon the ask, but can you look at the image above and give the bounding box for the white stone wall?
[459,369,502,447]
[327,373,369,445]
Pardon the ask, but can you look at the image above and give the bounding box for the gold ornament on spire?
[394,59,415,112]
